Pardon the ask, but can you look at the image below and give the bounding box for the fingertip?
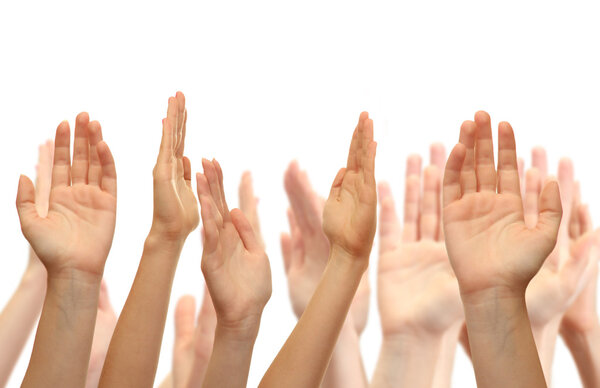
[359,111,369,121]
[76,112,90,125]
[474,110,491,124]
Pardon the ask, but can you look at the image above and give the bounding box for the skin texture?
[281,161,369,388]
[197,161,272,388]
[560,189,600,388]
[371,144,463,388]
[165,171,261,388]
[17,113,117,388]
[443,111,562,388]
[0,141,52,387]
[259,112,376,388]
[99,92,199,388]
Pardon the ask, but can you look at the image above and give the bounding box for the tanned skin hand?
[443,111,561,388]
[259,112,376,388]
[99,92,199,388]
[17,113,117,388]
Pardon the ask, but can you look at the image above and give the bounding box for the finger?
[87,121,104,186]
[35,140,54,217]
[497,122,521,196]
[197,171,222,232]
[202,159,225,218]
[239,171,262,242]
[287,208,305,268]
[580,204,592,235]
[524,168,541,228]
[175,92,186,157]
[51,121,71,188]
[474,111,496,192]
[71,112,90,185]
[328,168,346,199]
[363,137,376,186]
[531,147,548,181]
[443,143,467,208]
[355,112,368,170]
[231,208,261,252]
[378,182,401,252]
[157,118,174,164]
[167,97,178,155]
[16,175,40,232]
[177,109,188,158]
[561,235,595,293]
[403,171,421,242]
[518,157,525,200]
[569,182,581,239]
[97,141,117,197]
[198,183,220,256]
[458,121,476,195]
[535,180,563,243]
[430,142,446,172]
[183,156,192,188]
[346,127,359,171]
[213,160,231,222]
[420,166,440,240]
[558,158,575,240]
[405,154,422,178]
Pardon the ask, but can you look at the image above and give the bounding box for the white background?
[1,0,599,387]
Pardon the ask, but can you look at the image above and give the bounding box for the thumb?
[16,175,40,234]
[535,180,562,243]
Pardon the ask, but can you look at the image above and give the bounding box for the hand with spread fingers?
[372,144,463,388]
[18,113,117,388]
[442,111,561,388]
[260,112,376,388]
[197,159,272,388]
[100,92,198,388]
[281,161,369,388]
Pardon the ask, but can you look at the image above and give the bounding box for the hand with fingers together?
[372,145,464,388]
[260,112,377,388]
[100,92,199,388]
[16,113,117,388]
[442,111,562,388]
[517,151,599,384]
[281,161,369,388]
[0,141,52,387]
[197,160,272,388]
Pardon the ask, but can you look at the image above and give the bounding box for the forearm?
[370,334,443,388]
[322,317,368,388]
[463,291,546,388]
[202,324,258,388]
[22,270,101,388]
[260,251,366,388]
[531,317,560,386]
[99,234,183,388]
[431,323,462,388]
[0,267,46,386]
[561,319,600,388]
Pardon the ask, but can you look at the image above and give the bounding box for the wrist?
[460,285,526,309]
[214,319,261,344]
[328,245,369,275]
[46,266,103,286]
[145,228,186,254]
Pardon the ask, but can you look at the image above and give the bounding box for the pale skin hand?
[372,144,464,388]
[198,160,272,388]
[17,113,117,388]
[560,189,600,388]
[281,161,369,388]
[168,172,259,388]
[260,112,376,388]
[99,92,199,388]
[0,141,52,387]
[443,111,562,388]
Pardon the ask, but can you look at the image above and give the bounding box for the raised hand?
[99,92,198,388]
[17,113,117,278]
[151,94,199,241]
[260,112,376,388]
[281,161,370,333]
[442,111,560,388]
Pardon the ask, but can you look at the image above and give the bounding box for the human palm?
[323,112,377,260]
[17,114,117,277]
[198,159,272,330]
[152,94,199,239]
[442,113,562,298]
